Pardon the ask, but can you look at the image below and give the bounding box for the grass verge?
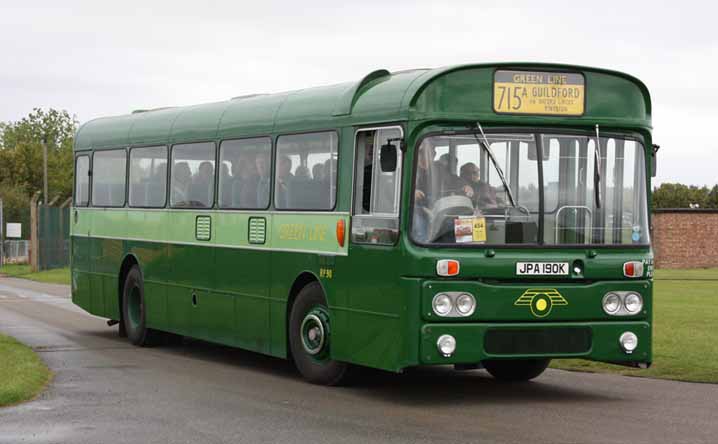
[0,264,70,285]
[0,334,52,407]
[552,273,718,383]
[654,267,718,280]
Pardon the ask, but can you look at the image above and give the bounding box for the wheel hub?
[300,307,330,357]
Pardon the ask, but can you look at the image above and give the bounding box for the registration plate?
[493,70,585,116]
[516,262,569,275]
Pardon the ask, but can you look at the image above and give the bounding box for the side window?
[351,127,402,245]
[129,146,167,208]
[170,142,215,208]
[92,149,127,207]
[74,155,90,207]
[218,137,271,209]
[275,132,338,210]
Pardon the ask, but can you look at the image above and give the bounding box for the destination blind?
[493,70,585,116]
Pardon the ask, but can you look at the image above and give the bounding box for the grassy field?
[653,268,718,280]
[553,268,718,383]
[0,264,70,285]
[0,334,52,407]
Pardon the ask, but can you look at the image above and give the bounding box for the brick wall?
[652,210,718,269]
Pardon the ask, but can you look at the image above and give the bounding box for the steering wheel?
[438,186,470,198]
[426,195,474,242]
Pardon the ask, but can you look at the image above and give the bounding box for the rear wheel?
[289,282,348,385]
[482,358,550,382]
[122,266,162,346]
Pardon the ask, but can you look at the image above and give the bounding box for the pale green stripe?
[71,208,349,256]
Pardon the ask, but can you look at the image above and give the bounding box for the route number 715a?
[496,86,523,111]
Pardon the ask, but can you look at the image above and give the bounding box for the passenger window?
[218,137,271,209]
[74,155,90,207]
[275,132,338,210]
[129,146,167,208]
[352,127,402,244]
[170,142,215,208]
[91,149,127,207]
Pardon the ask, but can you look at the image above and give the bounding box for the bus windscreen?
[410,132,649,246]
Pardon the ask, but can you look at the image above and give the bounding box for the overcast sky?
[1,0,715,186]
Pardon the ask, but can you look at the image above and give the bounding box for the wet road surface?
[1,277,717,444]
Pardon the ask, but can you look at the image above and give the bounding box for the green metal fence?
[38,205,70,270]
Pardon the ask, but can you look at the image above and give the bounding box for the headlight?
[455,293,476,316]
[602,291,645,316]
[624,293,643,314]
[436,334,456,357]
[432,294,452,316]
[619,331,638,353]
[602,293,621,314]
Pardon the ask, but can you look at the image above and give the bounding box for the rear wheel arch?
[118,254,140,331]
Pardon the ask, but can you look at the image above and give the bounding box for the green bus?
[71,63,655,384]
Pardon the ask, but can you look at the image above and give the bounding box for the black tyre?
[289,282,348,385]
[122,266,161,346]
[482,358,550,382]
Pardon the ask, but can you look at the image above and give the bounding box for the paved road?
[1,277,717,444]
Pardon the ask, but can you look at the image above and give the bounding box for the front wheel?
[289,282,348,385]
[482,358,550,382]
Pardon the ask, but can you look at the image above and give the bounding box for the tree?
[652,183,714,209]
[0,108,77,202]
[0,109,76,239]
[0,184,31,239]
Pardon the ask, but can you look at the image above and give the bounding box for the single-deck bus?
[71,63,655,384]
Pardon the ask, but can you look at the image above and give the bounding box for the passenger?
[324,158,338,207]
[324,158,337,184]
[438,153,474,199]
[414,140,436,207]
[233,153,258,208]
[172,162,192,206]
[412,141,436,242]
[153,162,167,183]
[219,162,233,207]
[190,161,214,207]
[294,165,311,180]
[220,162,231,185]
[149,163,167,206]
[275,155,294,207]
[460,162,499,207]
[362,137,374,212]
[255,154,271,208]
[312,163,325,182]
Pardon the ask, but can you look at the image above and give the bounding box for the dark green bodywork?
[72,63,653,371]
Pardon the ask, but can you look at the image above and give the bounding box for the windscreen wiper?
[474,122,517,207]
[594,124,602,209]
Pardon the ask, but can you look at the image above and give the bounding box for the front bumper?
[420,321,651,365]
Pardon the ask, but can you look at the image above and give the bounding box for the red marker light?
[336,219,345,247]
[623,261,644,278]
[437,259,460,277]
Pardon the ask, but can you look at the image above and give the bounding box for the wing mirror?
[380,138,403,172]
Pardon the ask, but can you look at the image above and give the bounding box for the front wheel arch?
[285,271,323,358]
[288,281,348,385]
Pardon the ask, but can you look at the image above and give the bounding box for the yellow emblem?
[514,289,568,318]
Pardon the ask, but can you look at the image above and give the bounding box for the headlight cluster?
[432,292,476,317]
[602,292,643,316]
